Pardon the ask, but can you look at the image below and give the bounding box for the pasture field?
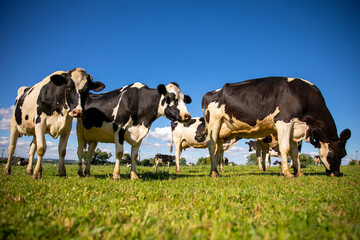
[1,164,359,240]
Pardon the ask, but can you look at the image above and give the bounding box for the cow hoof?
[282,172,294,178]
[296,172,305,177]
[26,168,33,175]
[4,166,11,175]
[32,171,42,180]
[176,170,181,174]
[84,170,91,176]
[77,171,84,178]
[113,173,120,180]
[210,171,219,178]
[130,172,139,180]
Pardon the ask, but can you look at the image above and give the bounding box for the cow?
[170,117,239,173]
[4,68,105,179]
[76,82,192,180]
[154,154,175,168]
[189,162,195,166]
[200,77,351,178]
[314,155,321,166]
[245,135,302,171]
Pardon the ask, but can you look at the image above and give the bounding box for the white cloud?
[0,106,14,131]
[146,127,171,142]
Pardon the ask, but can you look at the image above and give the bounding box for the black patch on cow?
[118,128,125,145]
[183,118,196,128]
[36,116,41,124]
[195,118,207,142]
[14,87,33,125]
[170,82,179,88]
[82,85,162,132]
[36,80,67,118]
[171,122,178,131]
[113,124,118,133]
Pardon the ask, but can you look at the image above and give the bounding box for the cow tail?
[170,132,174,153]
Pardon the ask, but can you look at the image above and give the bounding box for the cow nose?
[184,113,191,122]
[71,109,82,118]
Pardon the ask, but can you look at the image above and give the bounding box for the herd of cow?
[3,68,351,180]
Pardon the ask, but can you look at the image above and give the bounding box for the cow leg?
[261,149,267,171]
[207,120,222,178]
[4,121,19,175]
[276,121,294,178]
[265,150,270,171]
[84,142,97,176]
[113,143,124,180]
[290,141,304,177]
[58,133,70,177]
[256,147,264,172]
[33,125,46,179]
[130,144,141,180]
[26,137,36,175]
[174,141,182,173]
[218,150,225,173]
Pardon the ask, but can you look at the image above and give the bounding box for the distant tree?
[246,153,257,165]
[299,153,314,166]
[196,157,211,165]
[179,157,187,166]
[348,159,358,165]
[140,158,152,166]
[120,153,132,165]
[83,148,112,165]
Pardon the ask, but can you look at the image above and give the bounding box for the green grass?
[1,164,360,239]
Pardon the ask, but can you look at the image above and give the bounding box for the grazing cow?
[170,117,239,173]
[246,135,302,171]
[4,68,105,179]
[154,154,175,168]
[201,77,351,178]
[77,82,192,179]
[189,162,195,166]
[314,155,321,166]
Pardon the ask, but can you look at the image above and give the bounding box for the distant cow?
[4,68,104,179]
[314,155,321,166]
[200,77,350,178]
[246,135,302,171]
[189,162,195,166]
[155,154,175,168]
[170,117,239,173]
[77,82,192,180]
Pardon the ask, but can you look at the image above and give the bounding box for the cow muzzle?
[181,113,191,122]
[70,109,83,118]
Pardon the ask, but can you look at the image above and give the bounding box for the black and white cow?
[76,82,192,180]
[201,77,351,178]
[4,68,105,179]
[170,117,239,173]
[245,135,302,172]
[154,154,175,168]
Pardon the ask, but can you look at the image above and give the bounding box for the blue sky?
[0,0,359,165]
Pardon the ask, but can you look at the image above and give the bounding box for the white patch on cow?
[319,142,331,170]
[83,122,115,143]
[112,89,126,120]
[287,78,296,82]
[292,118,309,142]
[217,105,280,139]
[125,123,150,144]
[131,82,145,89]
[287,77,314,86]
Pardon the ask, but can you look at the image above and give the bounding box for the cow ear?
[92,81,105,92]
[157,84,167,95]
[50,74,67,86]
[184,95,192,104]
[339,129,351,143]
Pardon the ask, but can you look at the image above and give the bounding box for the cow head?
[50,68,105,117]
[157,82,192,122]
[319,129,351,176]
